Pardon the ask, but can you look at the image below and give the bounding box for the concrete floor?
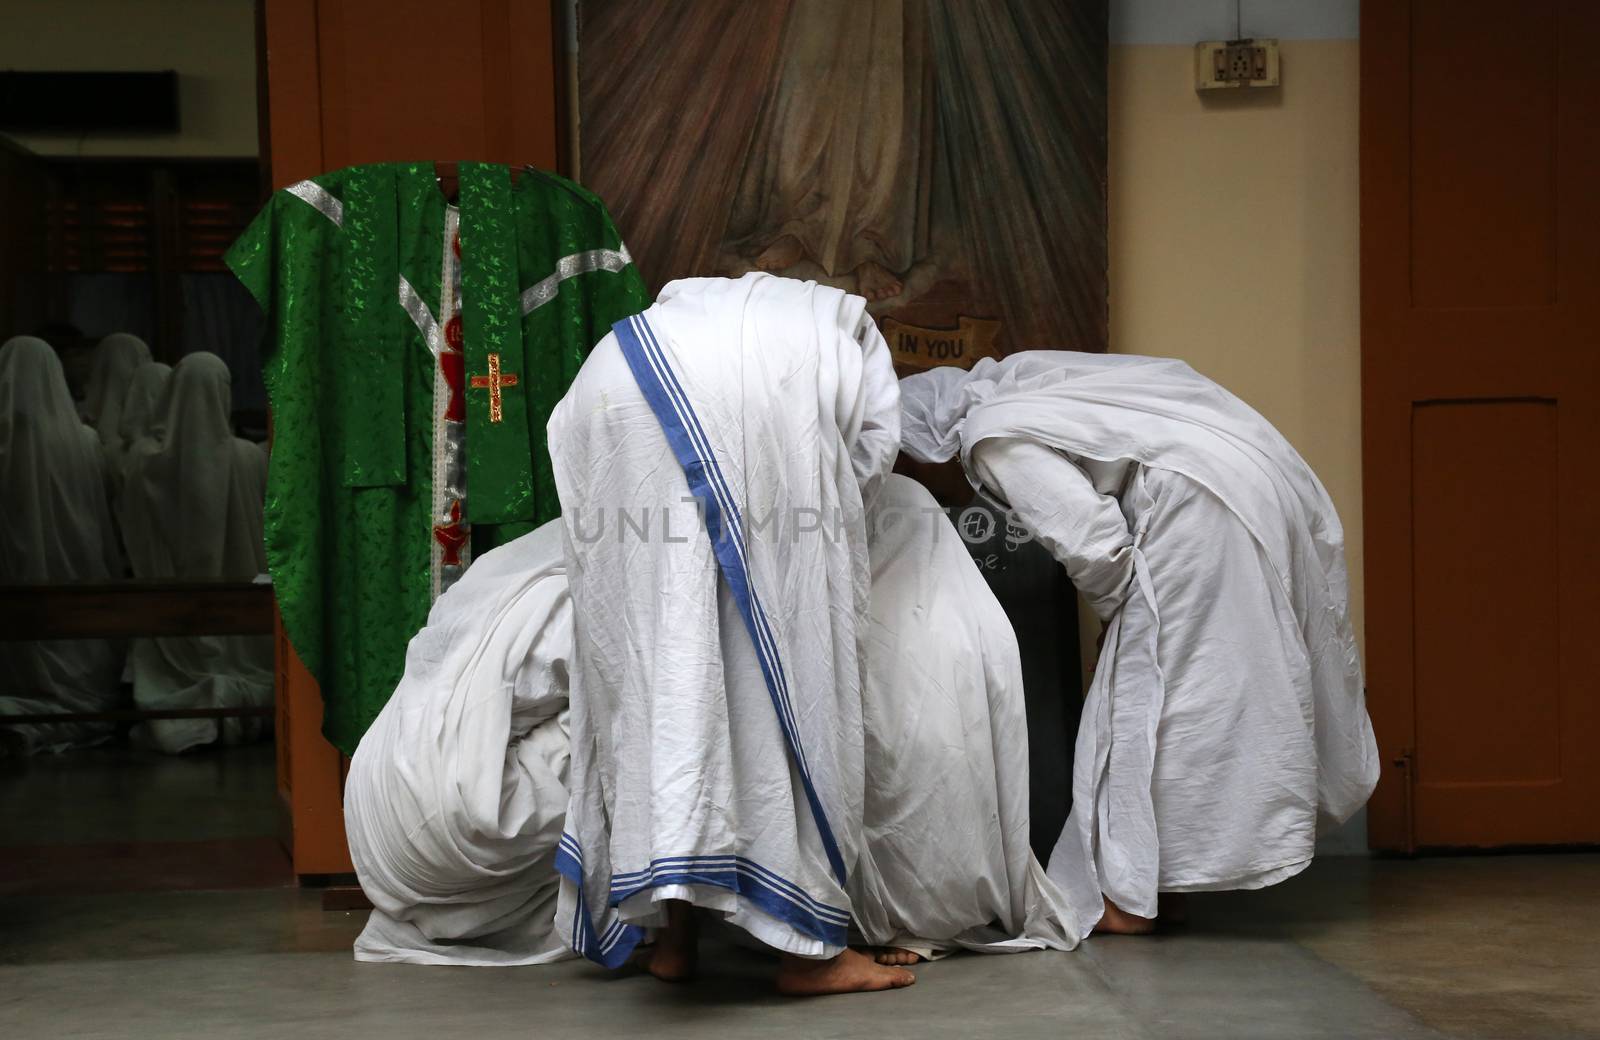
[2,747,1596,1038]
[0,742,280,847]
[0,742,290,896]
[2,854,1597,1040]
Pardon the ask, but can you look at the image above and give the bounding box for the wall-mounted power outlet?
[1195,38,1280,91]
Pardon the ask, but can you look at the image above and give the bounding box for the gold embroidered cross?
[468,353,519,424]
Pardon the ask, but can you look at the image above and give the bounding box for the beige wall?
[0,0,258,158]
[1107,39,1364,648]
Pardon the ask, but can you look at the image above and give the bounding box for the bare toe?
[873,947,923,966]
[778,948,917,996]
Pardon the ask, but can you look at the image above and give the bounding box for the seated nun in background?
[119,351,272,754]
[0,337,124,755]
[344,481,1088,969]
[898,351,1380,934]
[110,361,172,494]
[81,332,152,456]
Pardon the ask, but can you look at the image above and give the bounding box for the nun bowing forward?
[546,273,914,995]
[899,351,1379,934]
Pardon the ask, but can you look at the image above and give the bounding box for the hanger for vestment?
[433,161,535,203]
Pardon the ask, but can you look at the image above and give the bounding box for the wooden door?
[1361,0,1600,850]
[257,0,562,875]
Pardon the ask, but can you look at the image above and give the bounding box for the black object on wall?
[0,71,179,133]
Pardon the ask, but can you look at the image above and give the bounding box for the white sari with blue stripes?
[547,273,900,964]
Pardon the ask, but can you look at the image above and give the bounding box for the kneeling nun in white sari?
[853,474,1091,957]
[345,522,574,965]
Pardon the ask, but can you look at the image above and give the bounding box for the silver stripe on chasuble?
[519,244,633,315]
[285,180,344,227]
[430,205,470,601]
[396,224,636,599]
[398,275,444,359]
[394,208,469,603]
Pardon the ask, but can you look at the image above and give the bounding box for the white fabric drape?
[549,273,898,965]
[347,522,575,965]
[0,337,123,754]
[851,474,1092,955]
[81,332,151,451]
[118,351,272,754]
[345,476,1092,965]
[899,351,1379,920]
[111,361,171,492]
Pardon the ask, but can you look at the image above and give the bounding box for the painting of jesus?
[578,0,1108,367]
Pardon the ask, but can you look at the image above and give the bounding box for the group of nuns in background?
[0,332,272,757]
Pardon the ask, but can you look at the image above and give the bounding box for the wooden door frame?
[1358,0,1413,853]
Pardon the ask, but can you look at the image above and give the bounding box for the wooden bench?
[0,580,275,725]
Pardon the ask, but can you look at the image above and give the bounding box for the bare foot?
[1094,896,1157,935]
[777,948,916,996]
[638,900,698,982]
[853,260,904,302]
[872,947,923,966]
[755,234,805,272]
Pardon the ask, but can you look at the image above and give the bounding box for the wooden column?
[256,0,562,876]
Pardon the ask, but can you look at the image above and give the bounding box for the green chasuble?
[226,162,648,753]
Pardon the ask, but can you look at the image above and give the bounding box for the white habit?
[899,352,1380,921]
[119,351,272,754]
[346,521,574,965]
[0,337,124,754]
[82,332,152,454]
[112,360,172,491]
[547,273,899,965]
[853,474,1093,954]
[343,475,1094,965]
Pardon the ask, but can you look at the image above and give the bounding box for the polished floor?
[0,742,280,847]
[1,854,1595,1039]
[1,748,1595,1039]
[0,742,290,894]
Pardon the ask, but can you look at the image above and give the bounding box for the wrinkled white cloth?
[548,273,898,965]
[112,361,171,489]
[345,475,1090,965]
[899,351,1379,921]
[82,332,151,451]
[852,474,1092,955]
[0,337,123,754]
[346,522,574,965]
[119,351,272,754]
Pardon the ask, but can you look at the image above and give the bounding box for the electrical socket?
[1195,38,1280,91]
